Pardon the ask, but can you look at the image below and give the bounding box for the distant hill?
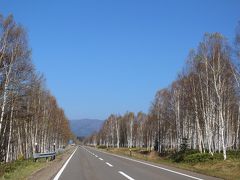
[69,119,103,137]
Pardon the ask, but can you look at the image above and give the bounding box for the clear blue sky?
[1,1,240,120]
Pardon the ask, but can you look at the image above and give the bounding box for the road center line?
[118,171,135,180]
[105,162,113,167]
[53,147,78,180]
[88,147,203,180]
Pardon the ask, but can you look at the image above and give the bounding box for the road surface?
[53,146,221,180]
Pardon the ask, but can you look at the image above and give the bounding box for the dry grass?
[0,146,74,180]
[0,159,46,180]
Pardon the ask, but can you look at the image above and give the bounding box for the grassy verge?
[0,146,73,180]
[0,159,46,180]
[98,147,240,180]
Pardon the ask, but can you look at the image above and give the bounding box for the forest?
[0,15,72,163]
[86,23,240,160]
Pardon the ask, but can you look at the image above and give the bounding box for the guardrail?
[33,152,56,162]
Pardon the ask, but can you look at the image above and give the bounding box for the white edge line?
[88,147,203,180]
[53,147,78,180]
[105,162,113,167]
[118,171,135,180]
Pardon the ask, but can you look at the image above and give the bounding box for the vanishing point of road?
[53,146,221,180]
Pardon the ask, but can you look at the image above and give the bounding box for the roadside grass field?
[99,147,240,180]
[0,146,75,180]
[0,159,46,180]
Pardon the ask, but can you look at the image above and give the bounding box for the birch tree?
[0,14,72,162]
[87,29,240,161]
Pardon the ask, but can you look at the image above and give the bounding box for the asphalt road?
[53,146,221,180]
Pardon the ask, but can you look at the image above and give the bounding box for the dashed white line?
[105,162,113,167]
[99,158,103,161]
[118,171,135,180]
[95,155,98,158]
[88,147,204,180]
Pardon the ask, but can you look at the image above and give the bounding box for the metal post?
[53,143,56,160]
[35,143,38,153]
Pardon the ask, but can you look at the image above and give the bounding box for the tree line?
[0,14,72,163]
[85,23,240,160]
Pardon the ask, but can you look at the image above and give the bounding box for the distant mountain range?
[69,119,103,137]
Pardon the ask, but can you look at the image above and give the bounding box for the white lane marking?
[87,147,204,180]
[105,162,113,167]
[118,171,135,180]
[99,158,103,161]
[81,147,98,158]
[53,147,78,180]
